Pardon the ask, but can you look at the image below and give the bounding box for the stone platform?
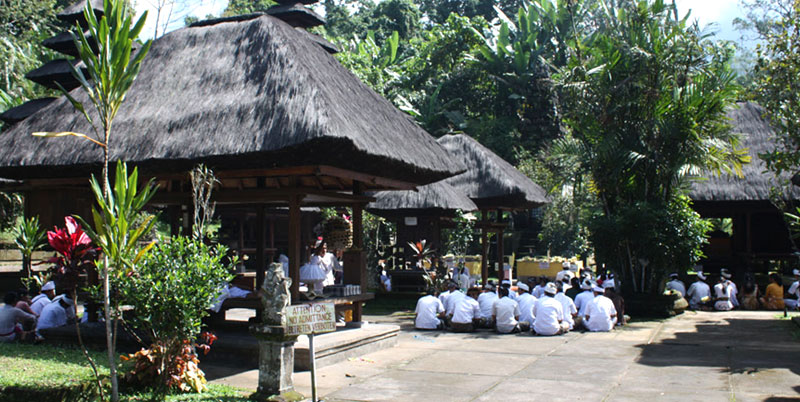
[294,323,399,371]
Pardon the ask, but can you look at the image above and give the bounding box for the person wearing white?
[584,285,617,332]
[36,295,75,336]
[450,290,481,332]
[477,285,499,327]
[499,280,517,300]
[310,242,341,287]
[415,291,445,330]
[721,269,738,308]
[458,267,472,291]
[555,262,574,283]
[0,292,36,342]
[533,281,545,299]
[713,277,734,311]
[532,283,568,336]
[492,288,520,334]
[445,289,466,318]
[785,269,800,310]
[666,273,687,297]
[687,272,711,310]
[574,279,595,317]
[554,282,578,330]
[439,282,456,308]
[515,282,537,330]
[380,270,392,292]
[30,281,56,316]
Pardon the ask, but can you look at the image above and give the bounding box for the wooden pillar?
[288,196,302,302]
[267,217,276,266]
[497,228,505,280]
[255,205,266,320]
[480,209,489,286]
[344,181,366,322]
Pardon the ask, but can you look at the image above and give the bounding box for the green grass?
[121,384,251,401]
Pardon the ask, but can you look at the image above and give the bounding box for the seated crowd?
[0,281,80,342]
[414,266,623,335]
[668,268,800,312]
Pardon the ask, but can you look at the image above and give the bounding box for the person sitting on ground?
[493,287,520,334]
[573,278,595,329]
[532,282,568,336]
[554,281,578,331]
[477,284,498,328]
[603,279,626,326]
[786,269,800,311]
[439,281,456,308]
[36,294,75,336]
[713,275,734,311]
[450,288,482,333]
[687,271,712,310]
[516,282,537,332]
[499,280,517,300]
[720,268,739,308]
[1,292,36,342]
[666,273,687,298]
[555,262,574,283]
[740,272,760,310]
[444,282,466,326]
[415,289,445,330]
[14,289,35,316]
[565,277,581,300]
[760,273,785,310]
[533,277,546,299]
[30,281,56,316]
[585,284,617,332]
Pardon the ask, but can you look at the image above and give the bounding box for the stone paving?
[206,311,800,401]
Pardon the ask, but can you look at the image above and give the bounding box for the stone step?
[293,323,399,371]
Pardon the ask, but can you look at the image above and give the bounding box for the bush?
[117,236,234,393]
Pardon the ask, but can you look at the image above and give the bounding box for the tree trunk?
[101,141,119,402]
[72,288,105,401]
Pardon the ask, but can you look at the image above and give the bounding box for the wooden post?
[289,196,302,302]
[348,182,366,322]
[480,209,489,286]
[256,205,266,320]
[497,228,505,281]
[168,205,181,236]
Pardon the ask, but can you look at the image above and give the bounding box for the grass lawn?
[0,343,252,401]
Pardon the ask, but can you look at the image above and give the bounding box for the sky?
[133,0,748,43]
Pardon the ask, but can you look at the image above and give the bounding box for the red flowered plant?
[43,216,100,291]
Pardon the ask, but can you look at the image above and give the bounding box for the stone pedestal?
[250,324,302,401]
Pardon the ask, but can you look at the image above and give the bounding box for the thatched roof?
[367,180,478,216]
[57,0,103,24]
[42,31,96,57]
[24,59,85,90]
[0,98,57,125]
[436,134,549,210]
[0,15,464,186]
[690,102,800,202]
[267,4,325,28]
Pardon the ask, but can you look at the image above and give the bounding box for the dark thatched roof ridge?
[57,0,103,23]
[437,134,549,210]
[0,98,57,125]
[690,102,800,202]
[367,180,478,216]
[0,15,465,185]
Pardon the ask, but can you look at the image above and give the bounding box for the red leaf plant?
[42,216,100,291]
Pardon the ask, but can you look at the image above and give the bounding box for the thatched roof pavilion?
[690,102,799,273]
[0,98,57,125]
[0,13,465,312]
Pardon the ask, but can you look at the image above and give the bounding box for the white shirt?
[30,294,51,316]
[556,270,574,283]
[687,281,711,308]
[727,281,739,307]
[492,297,519,333]
[415,295,444,329]
[452,297,480,324]
[516,292,537,324]
[477,291,498,319]
[554,292,577,329]
[574,290,594,317]
[532,296,564,336]
[37,301,70,333]
[0,305,35,341]
[533,285,545,299]
[458,273,472,290]
[498,288,517,300]
[585,295,616,332]
[438,290,452,307]
[714,283,733,310]
[788,281,800,298]
[666,280,687,297]
[310,253,341,287]
[445,290,466,316]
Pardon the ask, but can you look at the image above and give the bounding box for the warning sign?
[285,302,336,335]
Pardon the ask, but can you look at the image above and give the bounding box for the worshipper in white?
[493,287,520,334]
[573,278,595,329]
[721,268,739,308]
[554,281,578,330]
[415,289,445,330]
[458,267,472,291]
[713,275,734,311]
[785,269,800,310]
[532,282,569,336]
[584,284,617,332]
[36,294,75,336]
[515,282,537,331]
[310,241,341,288]
[1,292,36,342]
[666,273,687,297]
[499,280,518,300]
[555,262,574,283]
[30,281,56,316]
[439,282,456,307]
[211,282,254,313]
[450,288,482,332]
[477,284,499,328]
[687,271,711,310]
[533,278,546,298]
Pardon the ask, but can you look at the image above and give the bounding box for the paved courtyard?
[208,311,800,401]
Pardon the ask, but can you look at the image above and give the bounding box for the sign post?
[285,302,336,402]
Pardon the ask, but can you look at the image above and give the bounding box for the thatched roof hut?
[437,134,549,210]
[368,181,477,217]
[0,14,463,187]
[57,0,103,24]
[690,102,800,202]
[0,98,57,125]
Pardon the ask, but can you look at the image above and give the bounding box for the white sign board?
[285,302,336,336]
